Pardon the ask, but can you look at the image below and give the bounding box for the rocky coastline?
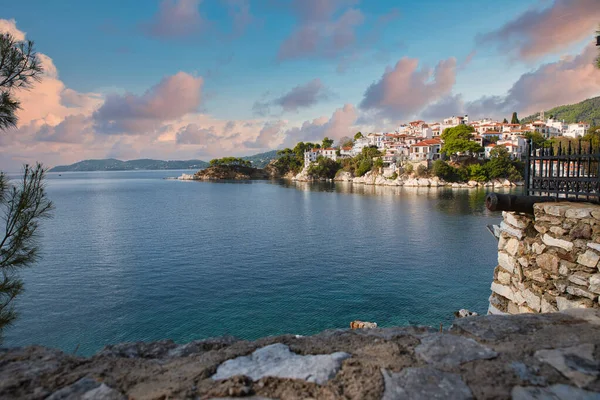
[2,309,599,399]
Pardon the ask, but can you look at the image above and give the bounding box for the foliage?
[0,164,53,338]
[440,124,482,156]
[338,136,354,148]
[240,150,279,168]
[354,132,363,140]
[415,165,428,177]
[322,137,334,149]
[0,33,43,130]
[524,131,547,148]
[502,118,508,124]
[341,146,382,177]
[520,96,600,126]
[431,160,460,182]
[596,25,600,70]
[583,127,600,149]
[274,148,303,175]
[403,163,414,175]
[209,157,252,167]
[307,156,340,179]
[511,112,519,124]
[373,157,383,171]
[388,172,398,180]
[485,147,522,181]
[468,164,488,182]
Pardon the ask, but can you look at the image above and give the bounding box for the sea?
[3,170,513,356]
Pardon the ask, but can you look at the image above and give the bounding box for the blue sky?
[1,0,599,168]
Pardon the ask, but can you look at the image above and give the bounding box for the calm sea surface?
[4,171,512,355]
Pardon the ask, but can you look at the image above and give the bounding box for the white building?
[304,148,337,165]
[564,122,590,138]
[351,137,370,156]
[441,115,469,133]
[367,133,385,149]
[409,139,442,161]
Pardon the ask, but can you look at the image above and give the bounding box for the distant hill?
[49,158,209,172]
[241,150,280,168]
[49,150,282,172]
[521,96,600,126]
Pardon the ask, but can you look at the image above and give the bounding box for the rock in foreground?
[1,309,600,399]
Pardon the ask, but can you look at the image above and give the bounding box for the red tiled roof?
[411,139,442,147]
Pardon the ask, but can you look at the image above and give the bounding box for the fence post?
[524,139,531,196]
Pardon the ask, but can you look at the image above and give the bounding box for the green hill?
[49,150,282,172]
[521,96,600,126]
[50,158,209,172]
[241,150,279,168]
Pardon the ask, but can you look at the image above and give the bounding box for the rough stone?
[550,226,568,236]
[541,297,558,313]
[589,274,600,295]
[577,250,600,269]
[565,207,593,219]
[537,253,560,274]
[498,252,517,274]
[556,296,589,311]
[498,270,512,285]
[570,224,592,240]
[512,384,600,400]
[491,282,515,302]
[542,234,574,251]
[501,221,524,239]
[504,212,531,229]
[414,334,497,367]
[508,301,520,314]
[211,343,350,385]
[510,362,547,386]
[381,367,473,400]
[523,289,542,312]
[535,344,599,387]
[559,261,571,275]
[530,268,546,283]
[534,224,548,234]
[46,378,125,400]
[539,204,566,217]
[505,238,521,256]
[532,243,546,255]
[569,272,592,287]
[587,242,600,252]
[566,285,597,300]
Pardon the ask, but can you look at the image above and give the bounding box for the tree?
[524,131,547,148]
[440,124,482,157]
[502,118,508,124]
[307,156,340,179]
[322,137,334,149]
[338,136,354,148]
[0,33,43,130]
[511,112,520,124]
[0,33,52,340]
[0,165,53,337]
[596,25,600,69]
[354,132,363,140]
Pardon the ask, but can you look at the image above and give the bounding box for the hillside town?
[303,113,592,169]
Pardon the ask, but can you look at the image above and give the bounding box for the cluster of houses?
[304,114,592,167]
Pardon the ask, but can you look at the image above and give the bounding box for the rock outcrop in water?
[2,309,600,399]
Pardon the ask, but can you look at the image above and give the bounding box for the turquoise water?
[4,171,508,356]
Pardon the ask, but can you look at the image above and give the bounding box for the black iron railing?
[525,139,600,202]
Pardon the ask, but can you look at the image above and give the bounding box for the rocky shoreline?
[2,309,599,399]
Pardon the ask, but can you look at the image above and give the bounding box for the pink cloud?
[93,72,203,134]
[282,103,357,147]
[0,19,25,40]
[278,0,364,60]
[360,57,457,119]
[244,120,286,148]
[467,42,600,118]
[142,0,207,39]
[478,0,600,60]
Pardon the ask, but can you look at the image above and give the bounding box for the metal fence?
[525,139,600,202]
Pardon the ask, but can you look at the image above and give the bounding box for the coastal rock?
[211,343,350,385]
[535,344,599,387]
[414,334,497,367]
[512,384,600,400]
[195,165,270,180]
[381,367,473,400]
[47,378,125,400]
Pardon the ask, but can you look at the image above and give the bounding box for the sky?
[1,0,600,170]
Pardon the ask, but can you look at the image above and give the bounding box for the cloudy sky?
[1,0,599,170]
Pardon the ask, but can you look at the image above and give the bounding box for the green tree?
[502,118,508,124]
[338,136,354,148]
[0,33,53,339]
[0,33,43,130]
[596,25,600,69]
[431,160,459,182]
[0,165,54,337]
[322,137,334,149]
[209,157,252,167]
[354,132,363,140]
[415,164,428,177]
[307,156,340,179]
[440,124,482,157]
[524,131,547,148]
[484,147,522,181]
[511,112,520,124]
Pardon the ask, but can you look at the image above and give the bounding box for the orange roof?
[412,139,442,147]
[341,147,352,151]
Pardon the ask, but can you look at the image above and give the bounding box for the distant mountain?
[241,150,280,168]
[49,150,282,172]
[49,158,209,172]
[521,96,600,126]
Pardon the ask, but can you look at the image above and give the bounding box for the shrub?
[404,163,414,175]
[388,172,398,180]
[416,164,428,177]
[467,164,488,182]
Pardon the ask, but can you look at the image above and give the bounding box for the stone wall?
[489,202,600,315]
